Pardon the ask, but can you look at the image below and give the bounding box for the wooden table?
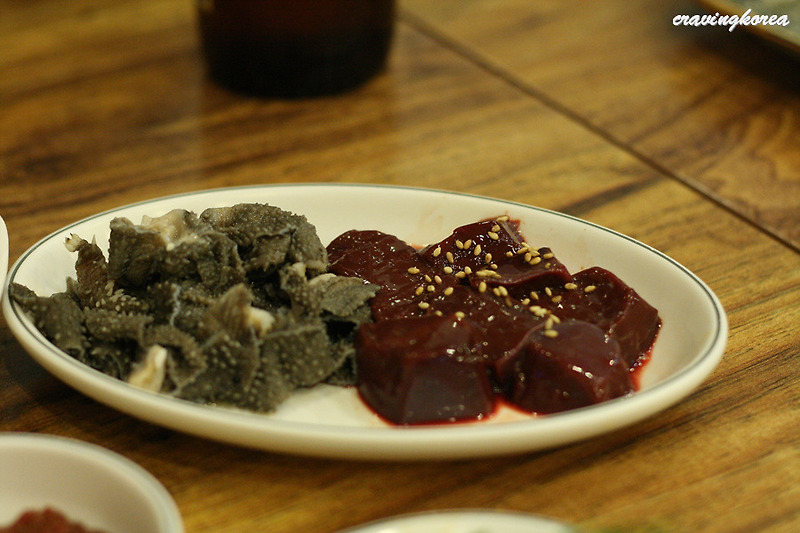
[1,1,798,531]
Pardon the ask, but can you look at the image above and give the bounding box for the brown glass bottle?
[197,0,395,98]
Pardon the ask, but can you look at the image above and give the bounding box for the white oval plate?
[3,184,727,460]
[337,510,576,533]
[0,433,183,533]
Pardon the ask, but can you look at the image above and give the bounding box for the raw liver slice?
[356,314,495,424]
[501,319,633,414]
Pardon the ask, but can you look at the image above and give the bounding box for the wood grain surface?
[402,0,800,250]
[1,1,798,532]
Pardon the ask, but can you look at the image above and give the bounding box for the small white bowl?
[0,433,183,533]
[338,509,577,533]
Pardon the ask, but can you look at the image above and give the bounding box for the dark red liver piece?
[356,314,495,424]
[425,285,543,363]
[418,218,572,297]
[327,230,458,321]
[502,319,633,414]
[328,230,544,363]
[326,220,660,425]
[549,267,661,368]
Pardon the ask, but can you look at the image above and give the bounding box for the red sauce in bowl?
[0,508,107,533]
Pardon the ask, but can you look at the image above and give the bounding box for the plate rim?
[2,183,728,459]
[0,214,8,289]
